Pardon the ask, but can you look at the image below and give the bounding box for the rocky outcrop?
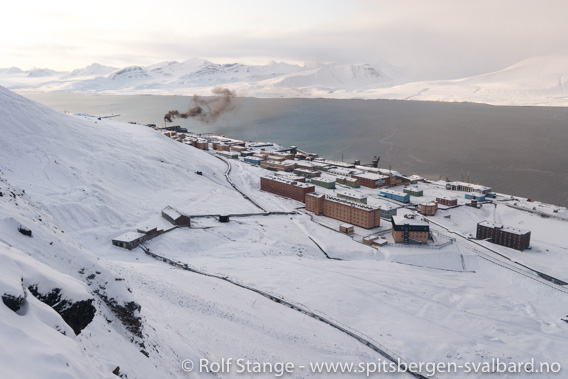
[28,285,95,335]
[94,289,143,339]
[2,293,25,312]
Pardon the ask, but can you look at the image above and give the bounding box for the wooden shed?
[161,206,191,226]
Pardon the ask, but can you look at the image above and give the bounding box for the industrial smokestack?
[164,87,237,124]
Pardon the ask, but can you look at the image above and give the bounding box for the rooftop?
[449,181,492,191]
[162,206,182,220]
[380,189,406,195]
[113,231,144,243]
[263,176,314,188]
[325,194,380,212]
[311,177,336,183]
[338,191,366,199]
[353,172,389,180]
[392,215,429,227]
[478,221,530,236]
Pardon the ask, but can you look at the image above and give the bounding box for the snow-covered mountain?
[3,55,568,105]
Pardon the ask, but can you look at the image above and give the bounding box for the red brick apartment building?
[306,193,381,229]
[476,221,531,251]
[351,173,390,189]
[260,160,296,172]
[260,176,315,203]
[436,196,458,206]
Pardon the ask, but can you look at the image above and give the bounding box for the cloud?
[2,0,568,77]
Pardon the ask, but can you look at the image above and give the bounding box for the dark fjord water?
[19,92,568,207]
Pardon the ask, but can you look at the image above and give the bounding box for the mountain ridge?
[2,55,568,105]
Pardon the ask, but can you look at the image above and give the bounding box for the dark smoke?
[164,87,237,124]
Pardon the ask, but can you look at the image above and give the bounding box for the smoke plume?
[164,87,237,124]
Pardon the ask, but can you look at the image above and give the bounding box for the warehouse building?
[379,189,410,203]
[310,177,336,189]
[294,168,321,178]
[260,176,315,203]
[162,206,191,226]
[436,196,458,206]
[476,221,531,251]
[216,151,239,159]
[403,186,423,197]
[260,160,296,172]
[465,193,486,202]
[391,215,430,244]
[378,202,398,219]
[305,192,381,229]
[337,191,367,204]
[336,176,360,188]
[351,173,390,188]
[446,181,492,194]
[419,201,438,216]
[244,157,263,165]
[112,232,146,250]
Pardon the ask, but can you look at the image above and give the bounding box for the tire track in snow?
[139,244,430,379]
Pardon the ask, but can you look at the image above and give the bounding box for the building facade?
[380,189,410,203]
[294,168,321,178]
[305,192,381,229]
[260,160,296,172]
[260,176,315,203]
[336,177,360,188]
[436,196,458,206]
[337,191,367,204]
[446,181,492,194]
[351,173,390,188]
[476,221,531,251]
[391,215,430,243]
[465,193,486,202]
[403,186,423,197]
[310,177,336,189]
[419,202,438,216]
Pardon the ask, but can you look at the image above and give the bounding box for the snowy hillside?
[2,55,568,105]
[1,84,568,378]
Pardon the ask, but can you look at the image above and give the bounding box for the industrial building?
[305,192,381,229]
[465,193,486,202]
[336,191,367,204]
[260,160,296,172]
[379,189,410,203]
[391,215,430,244]
[436,196,458,206]
[351,172,390,188]
[112,232,145,250]
[339,224,355,234]
[336,176,360,188]
[446,181,492,194]
[216,151,239,159]
[195,140,209,150]
[294,168,321,178]
[244,157,263,165]
[309,177,336,189]
[476,221,531,251]
[378,202,398,219]
[419,201,438,216]
[260,176,315,203]
[403,186,423,197]
[112,226,165,250]
[162,206,191,226]
[212,142,231,151]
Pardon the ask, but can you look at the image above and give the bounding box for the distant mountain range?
[2,56,568,106]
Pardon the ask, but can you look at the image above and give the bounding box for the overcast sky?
[2,0,568,78]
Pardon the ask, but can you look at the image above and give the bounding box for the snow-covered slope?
[1,84,567,378]
[2,55,568,105]
[363,55,568,106]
